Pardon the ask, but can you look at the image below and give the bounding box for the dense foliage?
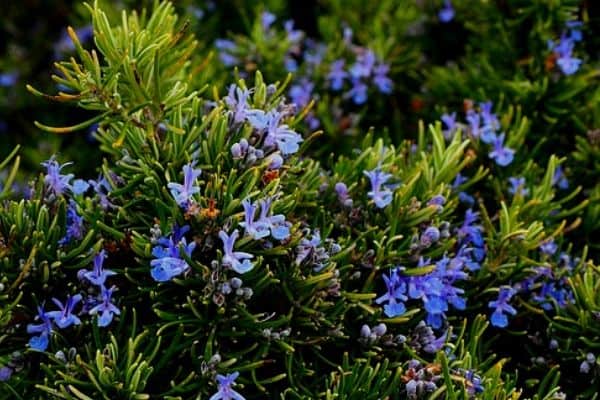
[0,0,599,398]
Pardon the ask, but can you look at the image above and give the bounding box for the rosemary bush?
[0,1,599,399]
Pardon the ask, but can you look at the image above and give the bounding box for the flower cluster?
[441,101,515,167]
[78,250,120,327]
[151,224,196,281]
[547,21,583,76]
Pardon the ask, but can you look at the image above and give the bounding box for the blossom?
[27,305,54,351]
[420,226,440,247]
[548,29,582,75]
[246,110,303,155]
[488,133,515,167]
[150,227,196,282]
[347,78,368,104]
[539,239,557,255]
[219,230,254,274]
[80,250,116,287]
[334,182,353,207]
[284,20,303,44]
[441,112,457,139]
[488,286,517,327]
[0,72,18,88]
[363,168,394,208]
[224,84,251,124]
[373,63,393,94]
[438,0,455,23]
[240,198,270,240]
[41,155,74,196]
[46,294,82,329]
[327,60,347,90]
[552,166,569,189]
[508,177,529,196]
[215,39,239,67]
[466,109,482,139]
[375,267,407,317]
[240,197,290,240]
[168,163,202,208]
[261,11,276,31]
[349,49,376,78]
[0,366,12,382]
[289,78,314,108]
[89,285,120,327]
[210,372,245,400]
[59,200,86,246]
[89,174,114,210]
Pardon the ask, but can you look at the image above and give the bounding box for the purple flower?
[488,133,515,167]
[566,20,583,42]
[327,60,348,91]
[168,163,202,208]
[210,372,245,400]
[540,239,558,256]
[441,112,457,139]
[466,110,482,139]
[72,179,90,195]
[552,166,569,189]
[363,168,394,208]
[41,155,74,196]
[488,286,517,328]
[376,268,407,317]
[289,79,314,108]
[241,197,290,241]
[81,250,116,286]
[284,20,303,44]
[350,49,376,79]
[59,200,86,246]
[219,230,254,274]
[215,39,239,67]
[438,0,455,23]
[261,11,276,31]
[373,63,393,94]
[549,33,582,75]
[46,294,82,329]
[246,110,303,155]
[294,230,334,271]
[224,85,251,124]
[508,177,528,196]
[89,174,114,210]
[463,370,484,395]
[335,182,353,207]
[346,78,368,105]
[89,285,120,327]
[427,194,446,212]
[420,227,441,247]
[151,228,196,282]
[0,366,12,382]
[27,305,53,351]
[0,72,18,88]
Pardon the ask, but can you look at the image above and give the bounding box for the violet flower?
[46,294,82,329]
[219,230,254,274]
[363,168,394,208]
[168,162,202,208]
[210,372,245,400]
[41,155,74,196]
[488,133,515,167]
[89,285,120,327]
[27,305,54,351]
[80,250,116,287]
[488,286,517,328]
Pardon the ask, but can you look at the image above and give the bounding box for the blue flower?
[420,226,440,248]
[488,133,515,166]
[441,112,457,139]
[376,268,408,317]
[0,366,12,382]
[168,163,202,208]
[59,200,86,246]
[240,197,290,241]
[466,109,482,139]
[219,230,254,274]
[215,39,239,67]
[89,285,120,327]
[539,239,557,256]
[463,370,484,395]
[41,155,74,196]
[363,168,394,208]
[327,60,348,91]
[150,228,196,282]
[552,166,569,189]
[27,305,54,351]
[72,178,90,195]
[261,11,276,31]
[46,294,82,329]
[284,20,304,44]
[80,250,116,286]
[373,63,393,94]
[508,177,528,196]
[289,78,314,108]
[89,174,114,210]
[335,182,353,207]
[347,78,368,104]
[224,85,251,124]
[438,0,455,23]
[246,110,303,155]
[350,49,376,79]
[0,72,19,88]
[210,372,245,400]
[549,32,582,75]
[488,286,517,328]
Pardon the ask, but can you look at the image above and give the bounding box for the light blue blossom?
[27,305,53,351]
[224,84,251,124]
[89,285,120,327]
[168,163,202,208]
[210,372,245,400]
[80,250,116,287]
[327,60,347,91]
[438,0,455,23]
[246,110,303,155]
[219,230,254,274]
[488,133,515,167]
[151,228,196,282]
[363,168,394,208]
[46,294,82,329]
[488,286,517,328]
[41,155,74,196]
